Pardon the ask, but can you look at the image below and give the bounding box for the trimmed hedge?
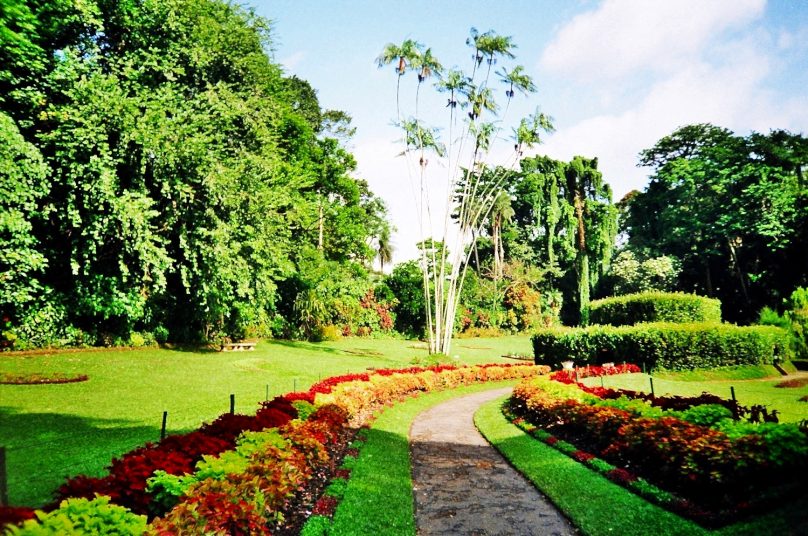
[532,323,789,371]
[589,292,721,326]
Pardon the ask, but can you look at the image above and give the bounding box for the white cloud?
[539,38,785,200]
[530,0,808,202]
[540,0,765,80]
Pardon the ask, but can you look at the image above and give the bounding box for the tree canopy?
[0,0,391,346]
[622,124,808,322]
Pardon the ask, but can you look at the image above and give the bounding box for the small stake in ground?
[160,411,168,441]
[649,377,655,397]
[265,384,269,401]
[230,394,235,415]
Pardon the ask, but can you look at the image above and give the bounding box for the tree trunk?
[317,199,324,250]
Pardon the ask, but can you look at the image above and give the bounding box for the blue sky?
[250,0,808,264]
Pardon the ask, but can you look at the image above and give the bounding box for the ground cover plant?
[1,360,543,534]
[583,369,808,423]
[0,336,532,507]
[476,396,808,536]
[505,368,808,526]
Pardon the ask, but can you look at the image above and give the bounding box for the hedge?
[532,323,789,371]
[589,292,722,326]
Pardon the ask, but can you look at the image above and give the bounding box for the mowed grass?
[327,381,519,535]
[582,369,808,423]
[475,396,808,536]
[0,336,530,507]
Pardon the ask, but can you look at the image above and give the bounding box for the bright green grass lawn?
[0,336,529,507]
[476,396,808,536]
[583,371,808,423]
[325,381,518,535]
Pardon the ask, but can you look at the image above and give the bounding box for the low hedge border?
[532,322,789,371]
[589,292,722,326]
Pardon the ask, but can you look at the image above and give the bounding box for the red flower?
[312,495,339,517]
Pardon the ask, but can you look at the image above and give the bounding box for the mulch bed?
[775,377,808,388]
[0,372,89,385]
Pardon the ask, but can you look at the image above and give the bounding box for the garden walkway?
[410,388,577,535]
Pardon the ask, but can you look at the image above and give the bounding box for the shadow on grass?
[0,407,160,508]
[266,339,348,356]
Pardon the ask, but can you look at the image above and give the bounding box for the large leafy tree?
[504,155,617,324]
[624,124,808,322]
[0,0,391,345]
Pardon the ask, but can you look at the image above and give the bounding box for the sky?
[249,0,808,266]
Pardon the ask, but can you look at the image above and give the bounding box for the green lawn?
[0,336,529,507]
[323,381,518,535]
[582,370,808,423]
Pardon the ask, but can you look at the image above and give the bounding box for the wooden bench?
[220,341,257,352]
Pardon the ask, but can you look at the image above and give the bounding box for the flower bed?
[0,372,89,385]
[507,371,808,526]
[3,362,543,534]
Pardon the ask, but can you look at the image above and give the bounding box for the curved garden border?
[475,396,808,536]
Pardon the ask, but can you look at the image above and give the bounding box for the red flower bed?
[0,506,36,528]
[510,376,808,520]
[9,362,542,534]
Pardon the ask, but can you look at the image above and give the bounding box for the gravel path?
[410,388,577,536]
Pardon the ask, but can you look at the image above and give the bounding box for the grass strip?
[475,396,808,536]
[323,381,518,535]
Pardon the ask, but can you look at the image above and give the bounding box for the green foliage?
[589,291,721,326]
[503,155,617,326]
[532,322,789,370]
[679,404,733,427]
[624,124,808,323]
[7,496,147,535]
[717,421,808,467]
[385,260,427,337]
[0,0,392,347]
[292,400,317,421]
[598,250,681,296]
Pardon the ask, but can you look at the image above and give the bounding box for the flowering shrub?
[509,375,808,519]
[148,488,269,536]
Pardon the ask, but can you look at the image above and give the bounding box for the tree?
[0,0,393,347]
[376,227,394,273]
[625,124,808,321]
[378,28,551,353]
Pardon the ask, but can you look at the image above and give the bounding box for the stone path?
[410,388,577,536]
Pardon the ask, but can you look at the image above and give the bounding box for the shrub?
[316,324,341,342]
[7,496,147,535]
[532,322,789,370]
[589,292,721,326]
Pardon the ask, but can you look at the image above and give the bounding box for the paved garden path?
[410,388,577,535]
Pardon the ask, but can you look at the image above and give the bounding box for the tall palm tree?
[490,191,515,280]
[512,108,554,156]
[411,47,442,116]
[376,39,423,116]
[436,69,469,109]
[377,227,393,272]
[497,65,536,114]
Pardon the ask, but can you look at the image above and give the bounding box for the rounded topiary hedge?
[589,292,722,326]
[532,323,789,371]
